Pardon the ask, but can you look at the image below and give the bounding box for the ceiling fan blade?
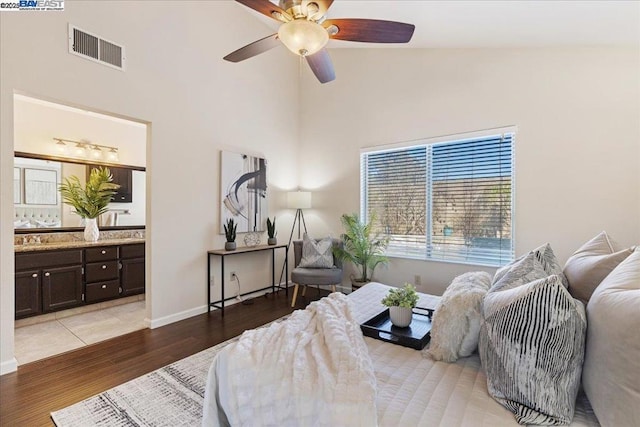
[235,0,289,21]
[324,18,415,43]
[306,49,335,84]
[223,34,281,62]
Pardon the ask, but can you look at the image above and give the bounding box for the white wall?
[1,1,299,373]
[299,48,640,296]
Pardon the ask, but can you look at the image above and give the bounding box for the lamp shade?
[277,19,329,57]
[287,191,312,209]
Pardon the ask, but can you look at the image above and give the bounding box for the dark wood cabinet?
[120,243,145,296]
[15,249,84,319]
[15,270,41,317]
[87,165,133,203]
[42,265,84,312]
[15,243,144,319]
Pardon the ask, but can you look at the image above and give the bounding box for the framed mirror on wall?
[14,152,146,233]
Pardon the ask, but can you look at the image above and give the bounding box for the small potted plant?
[266,217,277,245]
[381,283,419,328]
[59,167,119,242]
[224,218,237,251]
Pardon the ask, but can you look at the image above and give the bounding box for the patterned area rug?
[51,337,241,426]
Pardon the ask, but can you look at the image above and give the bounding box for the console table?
[207,244,288,316]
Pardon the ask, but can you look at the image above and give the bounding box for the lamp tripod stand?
[278,208,308,287]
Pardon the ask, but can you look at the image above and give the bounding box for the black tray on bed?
[360,307,434,350]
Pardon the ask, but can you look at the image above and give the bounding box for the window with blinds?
[361,132,514,267]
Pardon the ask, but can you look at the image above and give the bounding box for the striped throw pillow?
[479,274,586,425]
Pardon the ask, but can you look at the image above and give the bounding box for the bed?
[204,282,599,426]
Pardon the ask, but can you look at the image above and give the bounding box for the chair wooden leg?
[331,285,336,293]
[291,284,300,308]
[302,285,307,297]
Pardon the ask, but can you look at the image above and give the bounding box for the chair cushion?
[582,248,640,427]
[425,271,492,362]
[292,267,342,285]
[298,234,335,268]
[564,231,633,305]
[479,273,586,425]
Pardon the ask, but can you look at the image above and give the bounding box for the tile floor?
[15,300,147,365]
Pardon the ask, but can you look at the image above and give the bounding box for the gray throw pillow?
[493,243,568,289]
[298,234,334,269]
[479,274,586,425]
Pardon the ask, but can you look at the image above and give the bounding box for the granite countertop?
[15,238,145,253]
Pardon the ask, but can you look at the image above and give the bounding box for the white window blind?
[361,132,514,267]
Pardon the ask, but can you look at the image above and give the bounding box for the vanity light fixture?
[53,138,120,163]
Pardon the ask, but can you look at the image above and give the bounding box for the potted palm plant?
[59,167,119,242]
[381,283,419,327]
[333,212,390,290]
[266,217,277,245]
[224,218,237,251]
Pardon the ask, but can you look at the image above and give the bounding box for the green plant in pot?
[59,167,119,243]
[333,212,390,290]
[224,218,237,251]
[381,283,419,327]
[266,217,277,245]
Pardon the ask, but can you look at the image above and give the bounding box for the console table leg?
[221,257,225,317]
[207,254,211,313]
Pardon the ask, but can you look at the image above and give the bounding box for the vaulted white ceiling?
[241,0,640,48]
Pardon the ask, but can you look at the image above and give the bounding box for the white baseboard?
[0,357,18,375]
[148,305,208,329]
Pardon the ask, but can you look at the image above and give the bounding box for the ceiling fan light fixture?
[278,19,328,57]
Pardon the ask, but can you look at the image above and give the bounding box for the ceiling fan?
[223,0,415,84]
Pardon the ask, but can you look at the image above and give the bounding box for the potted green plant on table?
[381,283,419,327]
[224,218,237,251]
[59,167,119,243]
[266,217,277,245]
[333,212,390,290]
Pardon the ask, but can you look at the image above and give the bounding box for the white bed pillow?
[564,231,633,305]
[425,271,491,362]
[582,248,640,427]
[298,234,334,268]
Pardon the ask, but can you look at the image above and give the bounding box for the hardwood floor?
[0,288,328,426]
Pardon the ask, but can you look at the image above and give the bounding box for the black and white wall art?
[220,150,267,233]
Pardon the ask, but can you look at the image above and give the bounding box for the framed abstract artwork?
[220,151,267,233]
[24,168,58,205]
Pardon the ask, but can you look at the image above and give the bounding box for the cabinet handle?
[101,250,106,254]
[32,273,38,278]
[44,272,50,277]
[101,284,107,289]
[102,265,107,269]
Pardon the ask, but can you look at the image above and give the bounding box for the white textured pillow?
[564,231,633,305]
[425,271,491,362]
[582,248,640,427]
[298,234,334,269]
[479,275,586,425]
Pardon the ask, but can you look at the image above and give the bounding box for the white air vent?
[68,24,125,71]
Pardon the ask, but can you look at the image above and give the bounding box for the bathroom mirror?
[14,153,146,232]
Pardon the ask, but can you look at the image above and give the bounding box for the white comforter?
[202,292,377,427]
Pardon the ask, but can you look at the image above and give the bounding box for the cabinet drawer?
[85,246,118,262]
[16,250,83,271]
[120,243,144,259]
[85,261,119,282]
[85,280,120,303]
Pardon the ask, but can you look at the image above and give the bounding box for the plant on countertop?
[333,212,390,284]
[59,167,119,219]
[381,283,419,308]
[224,218,237,242]
[267,217,277,238]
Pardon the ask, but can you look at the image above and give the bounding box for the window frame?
[360,127,516,267]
